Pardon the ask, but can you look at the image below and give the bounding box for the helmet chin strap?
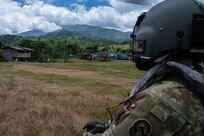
[160,51,204,74]
[153,53,172,63]
[153,49,180,65]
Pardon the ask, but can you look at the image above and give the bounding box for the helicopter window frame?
[191,13,204,49]
[136,12,146,27]
[131,12,146,39]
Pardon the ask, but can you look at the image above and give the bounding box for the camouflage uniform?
[83,61,204,136]
[103,80,204,136]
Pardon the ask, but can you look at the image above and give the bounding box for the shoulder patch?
[150,105,169,122]
[129,118,152,136]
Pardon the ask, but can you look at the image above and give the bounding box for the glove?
[83,120,109,134]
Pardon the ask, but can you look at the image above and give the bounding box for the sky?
[0,0,204,35]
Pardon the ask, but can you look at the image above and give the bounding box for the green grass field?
[0,59,144,135]
[33,59,144,79]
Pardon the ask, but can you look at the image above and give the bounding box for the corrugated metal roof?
[3,46,33,51]
[21,47,33,51]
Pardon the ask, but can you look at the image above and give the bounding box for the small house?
[2,46,33,62]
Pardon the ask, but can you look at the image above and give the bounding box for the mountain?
[0,35,21,45]
[10,24,131,43]
[17,29,46,37]
[43,29,119,46]
[63,24,91,33]
[44,29,78,40]
[62,24,130,42]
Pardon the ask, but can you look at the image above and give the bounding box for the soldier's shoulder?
[143,80,204,125]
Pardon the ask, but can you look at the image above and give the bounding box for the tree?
[85,46,98,53]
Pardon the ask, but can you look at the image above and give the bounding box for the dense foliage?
[18,39,83,62]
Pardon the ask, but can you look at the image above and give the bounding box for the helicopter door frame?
[191,14,204,50]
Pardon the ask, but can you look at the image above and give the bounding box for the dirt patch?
[13,64,136,90]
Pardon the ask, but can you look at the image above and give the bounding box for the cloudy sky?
[0,0,203,35]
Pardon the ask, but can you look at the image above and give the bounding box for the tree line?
[0,35,132,62]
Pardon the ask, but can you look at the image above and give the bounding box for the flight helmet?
[131,0,204,70]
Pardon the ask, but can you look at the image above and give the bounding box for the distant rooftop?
[2,46,33,51]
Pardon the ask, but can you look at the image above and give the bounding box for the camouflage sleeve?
[102,80,204,136]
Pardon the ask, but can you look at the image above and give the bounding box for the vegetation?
[0,59,144,135]
[51,24,130,42]
[32,59,143,79]
[18,39,82,62]
[0,34,132,62]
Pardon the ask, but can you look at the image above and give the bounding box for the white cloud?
[0,0,62,34]
[25,0,41,4]
[0,0,147,35]
[1,0,203,35]
[77,6,144,31]
[109,0,150,13]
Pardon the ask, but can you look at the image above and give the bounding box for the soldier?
[83,0,204,135]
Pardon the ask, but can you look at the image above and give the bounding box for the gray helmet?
[131,0,204,70]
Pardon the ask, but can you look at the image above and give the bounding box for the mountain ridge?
[62,24,130,42]
[17,29,46,37]
[16,24,131,42]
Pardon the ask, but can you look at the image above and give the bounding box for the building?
[98,51,110,61]
[2,46,33,62]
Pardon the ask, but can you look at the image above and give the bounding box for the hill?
[43,29,79,40]
[62,24,130,42]
[17,29,46,37]
[16,24,130,42]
